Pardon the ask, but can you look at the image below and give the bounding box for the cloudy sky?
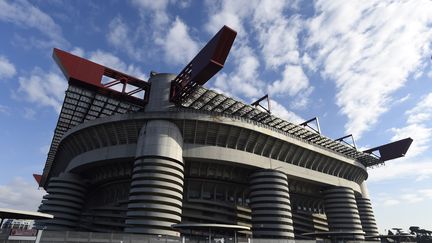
[1,0,432,232]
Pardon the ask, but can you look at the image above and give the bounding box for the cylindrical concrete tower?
[125,120,184,236]
[144,73,177,112]
[323,186,365,240]
[125,73,184,236]
[357,182,379,239]
[249,170,294,239]
[38,173,87,230]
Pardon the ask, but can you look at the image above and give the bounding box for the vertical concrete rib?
[249,170,294,239]
[125,120,184,237]
[357,182,379,239]
[37,172,86,230]
[323,186,365,240]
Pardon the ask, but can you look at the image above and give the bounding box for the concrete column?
[323,186,365,240]
[37,172,86,230]
[125,120,184,237]
[144,73,177,112]
[249,170,294,239]
[356,182,379,239]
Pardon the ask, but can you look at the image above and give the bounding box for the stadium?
[35,26,412,241]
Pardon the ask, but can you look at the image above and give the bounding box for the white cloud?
[88,50,147,80]
[39,144,50,155]
[373,92,432,182]
[0,177,45,211]
[390,124,431,158]
[107,16,143,60]
[373,189,432,209]
[204,0,253,39]
[17,69,67,113]
[250,1,313,109]
[131,0,171,27]
[0,56,16,80]
[212,44,264,99]
[390,93,432,157]
[105,1,202,67]
[252,1,302,69]
[178,0,191,8]
[395,94,411,105]
[382,199,400,206]
[203,2,262,98]
[107,5,198,65]
[70,47,85,57]
[306,0,432,138]
[270,99,304,124]
[428,70,432,79]
[0,104,10,115]
[23,107,36,120]
[368,157,432,182]
[156,17,199,65]
[419,189,432,199]
[400,194,424,204]
[268,65,311,97]
[302,53,317,72]
[131,0,171,10]
[205,0,312,110]
[0,0,67,47]
[405,93,432,124]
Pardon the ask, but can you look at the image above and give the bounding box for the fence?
[1,230,406,243]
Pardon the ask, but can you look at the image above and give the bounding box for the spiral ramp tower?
[125,120,184,236]
[357,182,380,239]
[38,173,87,230]
[323,187,365,240]
[249,170,294,239]
[356,197,380,238]
[35,25,413,241]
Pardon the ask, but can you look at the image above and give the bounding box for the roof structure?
[172,223,250,231]
[302,231,366,239]
[40,49,149,186]
[39,25,412,187]
[170,26,237,103]
[0,208,53,220]
[180,86,384,167]
[40,85,143,186]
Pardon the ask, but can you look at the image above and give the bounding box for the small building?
[1,219,34,230]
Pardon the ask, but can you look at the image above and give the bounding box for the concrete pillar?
[323,186,365,240]
[125,120,184,237]
[144,73,177,112]
[37,172,86,230]
[249,170,294,239]
[357,182,379,239]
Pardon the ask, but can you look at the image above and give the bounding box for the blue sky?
[0,0,432,233]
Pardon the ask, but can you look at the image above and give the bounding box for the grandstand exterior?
[36,26,412,241]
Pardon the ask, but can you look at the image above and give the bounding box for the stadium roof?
[40,81,390,187]
[0,208,53,220]
[39,26,412,187]
[181,86,383,166]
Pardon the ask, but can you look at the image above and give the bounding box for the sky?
[0,0,432,233]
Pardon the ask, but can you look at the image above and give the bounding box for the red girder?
[53,48,150,105]
[170,25,237,103]
[33,174,42,185]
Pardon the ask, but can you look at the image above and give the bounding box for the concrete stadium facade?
[37,73,381,240]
